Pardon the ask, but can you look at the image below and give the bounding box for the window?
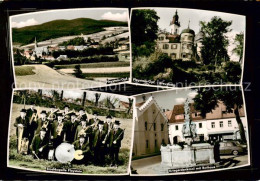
[175,125,179,130]
[228,120,232,127]
[199,123,202,128]
[161,124,164,131]
[163,44,169,49]
[146,140,149,148]
[182,53,186,58]
[171,53,176,59]
[159,36,164,41]
[220,121,224,128]
[188,36,193,41]
[211,122,215,128]
[145,122,147,131]
[154,123,156,131]
[187,44,192,49]
[171,44,177,49]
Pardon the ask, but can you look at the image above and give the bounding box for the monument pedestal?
[160,143,216,173]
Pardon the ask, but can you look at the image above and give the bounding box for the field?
[15,66,35,76]
[12,18,128,45]
[54,62,130,69]
[8,103,133,174]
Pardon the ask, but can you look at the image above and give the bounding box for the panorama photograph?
[11,8,130,89]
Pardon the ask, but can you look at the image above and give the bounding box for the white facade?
[168,117,247,144]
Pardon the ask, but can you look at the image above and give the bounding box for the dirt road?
[59,66,130,74]
[15,65,105,89]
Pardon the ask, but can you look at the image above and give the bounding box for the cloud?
[12,18,39,28]
[175,98,186,104]
[101,11,128,22]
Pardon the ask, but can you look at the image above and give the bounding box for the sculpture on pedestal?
[182,98,197,146]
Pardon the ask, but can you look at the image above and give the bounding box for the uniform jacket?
[30,134,48,154]
[108,128,124,148]
[14,116,29,138]
[73,140,90,154]
[92,128,107,148]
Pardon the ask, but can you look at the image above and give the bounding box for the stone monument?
[160,98,216,173]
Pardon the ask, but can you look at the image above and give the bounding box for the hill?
[12,18,128,45]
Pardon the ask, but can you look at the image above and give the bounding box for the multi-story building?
[133,96,169,158]
[156,10,203,62]
[166,101,247,144]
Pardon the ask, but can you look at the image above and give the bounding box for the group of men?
[14,104,124,167]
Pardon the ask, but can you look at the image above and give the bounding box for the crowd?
[14,103,124,167]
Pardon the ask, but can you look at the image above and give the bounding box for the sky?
[135,88,198,110]
[11,8,128,28]
[149,8,245,62]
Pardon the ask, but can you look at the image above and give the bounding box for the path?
[59,66,130,74]
[15,64,105,89]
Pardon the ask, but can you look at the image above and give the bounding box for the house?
[167,101,247,144]
[133,96,169,158]
[156,10,203,62]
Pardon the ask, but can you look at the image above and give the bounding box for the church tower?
[170,10,180,35]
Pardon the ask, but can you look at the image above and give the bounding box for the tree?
[193,87,246,143]
[104,96,119,109]
[232,32,244,63]
[94,93,101,107]
[131,9,160,57]
[82,92,87,107]
[200,17,232,66]
[127,98,134,114]
[73,65,84,78]
[14,49,27,65]
[60,90,64,101]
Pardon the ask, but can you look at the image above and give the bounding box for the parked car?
[219,141,244,156]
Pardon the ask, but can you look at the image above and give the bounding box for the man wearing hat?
[104,115,114,133]
[76,108,87,123]
[26,103,37,121]
[74,117,91,142]
[30,128,49,159]
[107,120,124,167]
[51,113,65,148]
[14,109,29,153]
[63,105,71,121]
[26,103,38,151]
[72,134,91,165]
[89,111,101,129]
[35,110,50,136]
[93,120,107,165]
[64,112,78,143]
[47,105,57,122]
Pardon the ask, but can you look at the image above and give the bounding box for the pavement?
[131,154,249,175]
[15,64,105,89]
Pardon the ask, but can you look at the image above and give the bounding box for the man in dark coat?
[74,118,91,142]
[72,134,91,165]
[50,113,65,148]
[104,115,114,133]
[76,108,87,124]
[14,109,29,153]
[92,121,107,166]
[108,120,124,167]
[30,128,49,159]
[64,112,78,143]
[26,103,38,149]
[35,110,50,135]
[47,105,57,123]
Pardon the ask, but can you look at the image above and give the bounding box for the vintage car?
[219,141,245,156]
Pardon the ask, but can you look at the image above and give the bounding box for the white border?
[7,87,135,176]
[9,7,132,89]
[130,84,251,176]
[130,7,246,89]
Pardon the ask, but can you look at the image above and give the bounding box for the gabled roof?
[137,96,168,122]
